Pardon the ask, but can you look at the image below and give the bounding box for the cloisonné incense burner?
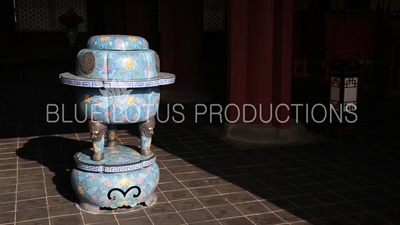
[59,35,175,214]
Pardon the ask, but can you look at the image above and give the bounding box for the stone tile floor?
[0,60,399,225]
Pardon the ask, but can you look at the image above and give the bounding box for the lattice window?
[14,0,87,32]
[370,0,400,16]
[14,0,51,31]
[54,0,87,31]
[203,0,226,31]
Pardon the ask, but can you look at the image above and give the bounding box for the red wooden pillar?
[227,0,248,122]
[246,0,274,124]
[228,0,293,128]
[272,0,293,129]
[227,0,275,124]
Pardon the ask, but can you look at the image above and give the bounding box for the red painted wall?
[325,15,376,62]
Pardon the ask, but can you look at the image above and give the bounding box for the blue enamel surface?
[87,35,149,50]
[75,49,158,80]
[71,145,159,209]
[71,166,159,209]
[75,146,157,173]
[75,86,160,124]
[58,35,169,214]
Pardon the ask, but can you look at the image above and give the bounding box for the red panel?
[325,16,376,61]
[159,0,204,92]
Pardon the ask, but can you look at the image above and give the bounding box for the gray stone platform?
[223,119,308,145]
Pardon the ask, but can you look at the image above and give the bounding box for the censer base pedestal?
[70,145,159,215]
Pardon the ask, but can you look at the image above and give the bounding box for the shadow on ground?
[16,136,92,203]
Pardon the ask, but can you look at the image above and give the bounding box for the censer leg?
[77,202,100,214]
[88,120,107,161]
[143,192,158,208]
[106,124,118,147]
[138,117,156,156]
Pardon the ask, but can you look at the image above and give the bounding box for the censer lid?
[87,35,149,51]
[59,34,175,88]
